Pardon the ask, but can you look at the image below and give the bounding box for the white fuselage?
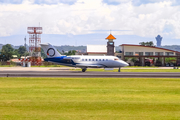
[65,55,129,68]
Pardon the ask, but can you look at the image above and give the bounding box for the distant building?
[87,45,109,56]
[156,35,162,47]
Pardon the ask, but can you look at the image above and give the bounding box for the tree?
[130,57,137,63]
[139,41,155,47]
[148,41,154,46]
[13,49,20,58]
[18,46,26,55]
[12,46,29,59]
[124,57,129,62]
[139,42,146,46]
[0,44,14,61]
[165,57,176,63]
[64,50,76,56]
[41,48,47,59]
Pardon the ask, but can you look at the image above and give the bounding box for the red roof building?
[119,44,180,66]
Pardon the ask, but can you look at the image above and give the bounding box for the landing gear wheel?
[82,68,87,72]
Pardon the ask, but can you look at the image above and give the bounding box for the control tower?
[156,35,162,47]
[106,34,116,56]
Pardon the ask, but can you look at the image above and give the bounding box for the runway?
[0,70,180,78]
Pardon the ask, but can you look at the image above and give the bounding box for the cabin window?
[99,59,101,61]
[106,59,108,61]
[85,59,87,61]
[92,59,94,61]
[89,59,91,61]
[73,57,80,59]
[103,59,105,61]
[96,59,98,61]
[82,59,84,61]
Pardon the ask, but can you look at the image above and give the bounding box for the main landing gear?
[82,68,87,72]
[118,67,121,72]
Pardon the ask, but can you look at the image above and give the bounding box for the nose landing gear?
[118,67,121,72]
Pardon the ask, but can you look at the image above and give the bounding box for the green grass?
[72,68,180,72]
[0,77,180,120]
[0,65,16,67]
[125,66,158,68]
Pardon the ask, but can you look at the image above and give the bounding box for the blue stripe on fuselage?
[44,56,76,65]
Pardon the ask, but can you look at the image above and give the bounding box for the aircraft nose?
[121,61,129,67]
[124,62,129,67]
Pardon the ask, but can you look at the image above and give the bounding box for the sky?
[0,0,180,46]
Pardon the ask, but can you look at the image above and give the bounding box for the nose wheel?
[82,68,87,72]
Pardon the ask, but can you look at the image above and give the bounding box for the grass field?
[0,77,180,120]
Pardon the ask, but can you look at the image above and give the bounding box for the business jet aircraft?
[40,43,129,72]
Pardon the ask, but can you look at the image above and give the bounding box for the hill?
[54,45,86,53]
[161,45,180,52]
[0,44,180,53]
[0,44,3,50]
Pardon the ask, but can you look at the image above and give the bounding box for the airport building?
[87,34,180,66]
[120,44,180,66]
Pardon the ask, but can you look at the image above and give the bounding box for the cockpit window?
[114,58,119,61]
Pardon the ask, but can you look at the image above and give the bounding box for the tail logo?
[47,48,55,57]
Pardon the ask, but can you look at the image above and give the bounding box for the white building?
[87,45,116,56]
[120,44,180,66]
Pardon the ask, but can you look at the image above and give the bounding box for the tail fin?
[40,43,61,58]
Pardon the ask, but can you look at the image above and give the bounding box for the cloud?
[0,0,78,5]
[0,0,23,4]
[0,0,180,40]
[103,0,180,6]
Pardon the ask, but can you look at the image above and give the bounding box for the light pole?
[24,36,26,59]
